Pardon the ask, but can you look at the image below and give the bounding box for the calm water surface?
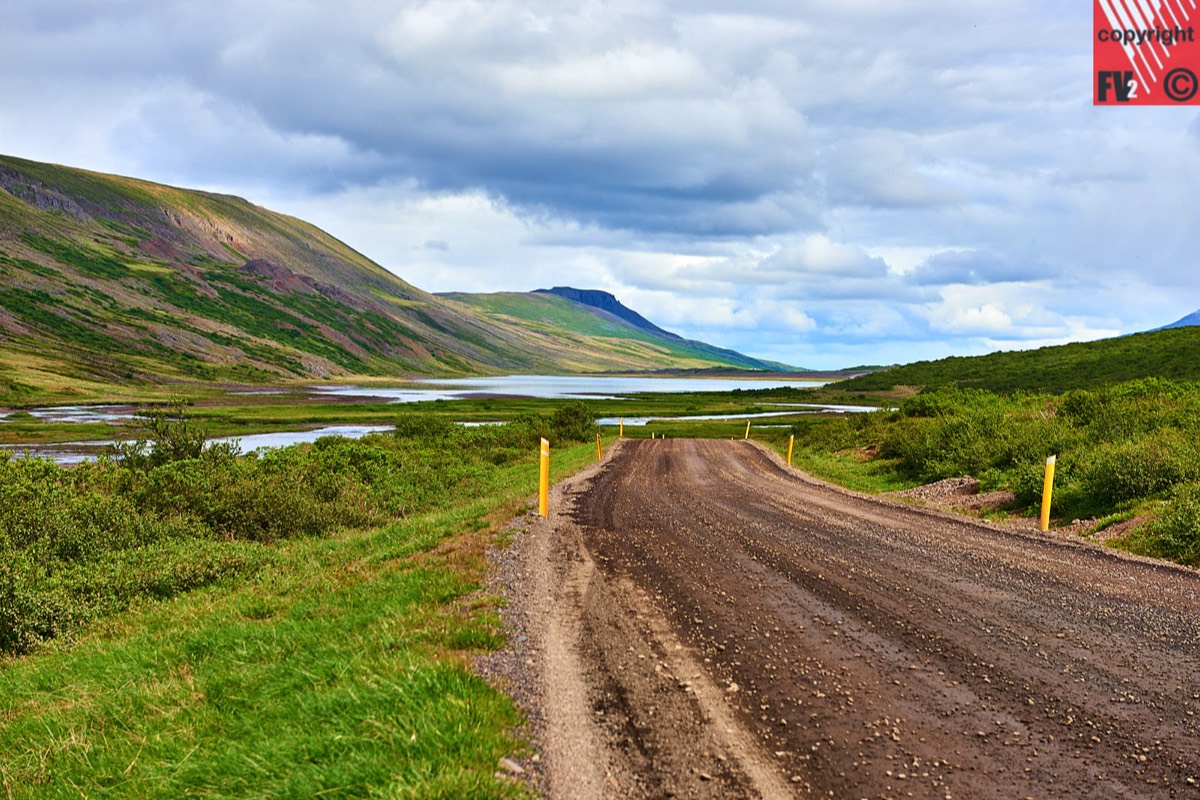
[2,375,847,463]
[313,374,826,402]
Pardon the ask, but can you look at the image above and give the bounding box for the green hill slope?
[0,155,778,400]
[835,326,1200,393]
[439,290,792,372]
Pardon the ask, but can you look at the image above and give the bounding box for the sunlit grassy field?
[0,406,605,799]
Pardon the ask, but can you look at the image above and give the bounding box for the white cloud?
[496,46,710,100]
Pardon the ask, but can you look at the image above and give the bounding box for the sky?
[1,1,1198,370]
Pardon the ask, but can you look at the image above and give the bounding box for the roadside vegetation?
[785,379,1200,566]
[8,370,1200,796]
[0,401,601,798]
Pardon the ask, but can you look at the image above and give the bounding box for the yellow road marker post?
[596,433,603,462]
[620,419,624,438]
[787,434,794,467]
[744,420,751,440]
[1039,455,1057,531]
[539,438,550,518]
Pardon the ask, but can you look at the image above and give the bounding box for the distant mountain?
[1155,309,1200,330]
[537,287,680,340]
[535,287,795,371]
[0,154,785,401]
[438,289,794,372]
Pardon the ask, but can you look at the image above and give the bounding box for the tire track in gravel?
[572,439,1200,799]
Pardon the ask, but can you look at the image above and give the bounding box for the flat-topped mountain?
[439,288,792,373]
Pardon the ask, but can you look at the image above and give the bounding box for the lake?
[311,374,827,402]
[1,374,850,464]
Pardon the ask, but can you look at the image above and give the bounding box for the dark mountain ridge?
[536,287,681,340]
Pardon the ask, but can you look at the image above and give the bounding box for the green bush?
[0,538,266,654]
[898,385,1009,419]
[393,413,458,440]
[880,409,1008,482]
[0,456,176,562]
[1076,430,1200,505]
[549,401,598,442]
[1058,389,1102,424]
[109,399,228,470]
[0,414,568,655]
[797,379,1200,552]
[131,457,367,542]
[1131,482,1200,565]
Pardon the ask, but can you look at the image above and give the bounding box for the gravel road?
[486,438,1200,799]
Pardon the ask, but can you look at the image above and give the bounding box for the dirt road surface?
[485,439,1200,799]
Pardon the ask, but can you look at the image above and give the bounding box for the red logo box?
[1095,0,1200,104]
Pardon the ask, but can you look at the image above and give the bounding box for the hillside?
[834,325,1200,394]
[0,155,778,400]
[439,289,792,372]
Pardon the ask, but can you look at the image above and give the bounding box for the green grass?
[19,234,130,280]
[0,420,605,798]
[1,506,515,798]
[787,450,918,494]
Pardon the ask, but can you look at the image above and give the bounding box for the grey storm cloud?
[0,1,817,236]
[906,250,1049,286]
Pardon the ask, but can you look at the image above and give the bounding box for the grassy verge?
[786,449,918,494]
[1,414,607,798]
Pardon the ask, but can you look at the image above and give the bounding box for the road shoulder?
[477,440,796,799]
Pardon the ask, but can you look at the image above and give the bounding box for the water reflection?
[0,405,138,424]
[2,375,848,465]
[210,425,395,452]
[313,374,825,402]
[0,425,396,466]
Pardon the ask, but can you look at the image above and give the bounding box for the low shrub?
[795,380,1200,560]
[1,410,574,655]
[1076,429,1200,505]
[1132,482,1200,565]
[393,413,457,441]
[109,399,218,470]
[549,401,598,442]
